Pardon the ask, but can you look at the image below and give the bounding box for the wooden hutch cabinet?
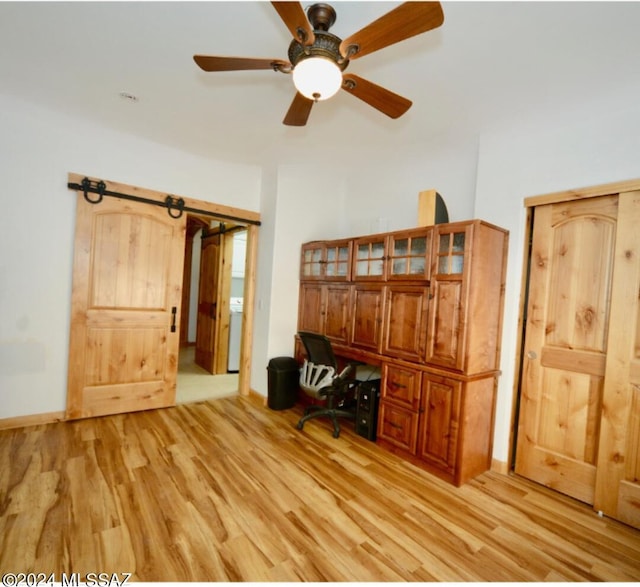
[296,220,508,486]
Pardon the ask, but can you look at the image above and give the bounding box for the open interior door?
[66,180,186,419]
[195,228,221,373]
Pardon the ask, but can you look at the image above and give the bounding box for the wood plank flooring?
[1,395,639,582]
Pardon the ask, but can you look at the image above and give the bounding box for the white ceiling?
[1,1,639,166]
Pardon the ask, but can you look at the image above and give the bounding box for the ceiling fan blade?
[193,55,290,72]
[339,2,444,60]
[283,92,314,126]
[342,74,412,119]
[271,2,315,45]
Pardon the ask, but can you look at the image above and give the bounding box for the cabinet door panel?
[388,229,432,281]
[384,285,428,362]
[300,239,352,281]
[353,236,387,280]
[378,401,419,454]
[382,363,421,410]
[418,374,462,474]
[351,285,385,352]
[298,283,325,334]
[324,241,352,280]
[426,280,463,369]
[324,284,351,344]
[300,243,324,280]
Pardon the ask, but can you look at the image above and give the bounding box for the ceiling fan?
[193,2,444,126]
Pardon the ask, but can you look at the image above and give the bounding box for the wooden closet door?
[594,190,640,527]
[515,195,618,504]
[66,190,186,419]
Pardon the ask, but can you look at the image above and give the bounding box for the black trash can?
[267,357,299,410]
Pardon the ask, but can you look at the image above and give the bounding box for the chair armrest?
[336,364,353,382]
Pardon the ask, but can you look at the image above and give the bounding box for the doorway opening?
[176,215,248,404]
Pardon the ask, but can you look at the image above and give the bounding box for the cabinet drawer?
[382,363,421,410]
[377,401,419,454]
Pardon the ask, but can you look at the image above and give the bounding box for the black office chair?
[296,331,356,438]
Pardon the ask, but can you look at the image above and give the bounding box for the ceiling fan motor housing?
[288,31,349,71]
[288,4,348,71]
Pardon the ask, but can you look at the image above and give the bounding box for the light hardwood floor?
[176,345,239,404]
[1,395,639,582]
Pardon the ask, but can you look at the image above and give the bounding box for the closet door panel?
[595,190,640,528]
[515,195,618,505]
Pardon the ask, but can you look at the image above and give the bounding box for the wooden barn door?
[516,183,640,529]
[66,181,186,419]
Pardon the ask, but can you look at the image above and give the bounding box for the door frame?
[67,172,260,402]
[509,177,640,469]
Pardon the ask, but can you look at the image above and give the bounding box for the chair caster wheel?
[296,422,303,430]
[333,430,340,438]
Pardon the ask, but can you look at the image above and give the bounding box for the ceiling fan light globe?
[292,57,342,101]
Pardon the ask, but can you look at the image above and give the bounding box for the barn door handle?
[171,307,177,332]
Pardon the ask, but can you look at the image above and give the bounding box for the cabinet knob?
[526,350,537,360]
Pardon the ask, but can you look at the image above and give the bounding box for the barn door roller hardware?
[68,176,261,226]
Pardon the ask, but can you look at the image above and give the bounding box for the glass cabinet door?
[300,239,352,281]
[300,243,324,279]
[353,236,387,280]
[388,229,432,280]
[435,229,467,275]
[324,241,352,280]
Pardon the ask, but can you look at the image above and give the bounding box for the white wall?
[475,101,640,465]
[343,134,480,234]
[250,163,348,396]
[0,92,261,419]
[250,164,278,398]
